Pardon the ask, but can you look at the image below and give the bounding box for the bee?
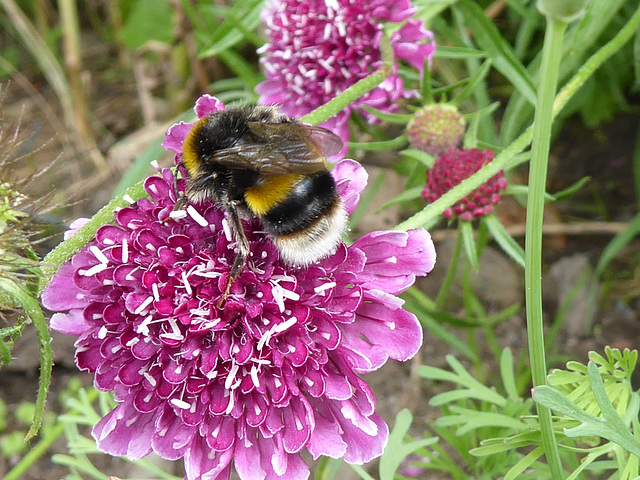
[179,105,348,301]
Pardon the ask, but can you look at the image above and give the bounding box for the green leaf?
[504,447,545,480]
[552,176,591,201]
[500,348,520,400]
[400,148,435,169]
[436,406,529,434]
[433,45,487,59]
[484,214,525,268]
[198,0,264,57]
[451,58,493,107]
[533,365,640,459]
[360,105,414,124]
[379,186,423,210]
[121,0,174,49]
[419,355,507,407]
[348,134,408,151]
[379,409,438,480]
[460,221,479,270]
[595,210,640,276]
[456,0,537,105]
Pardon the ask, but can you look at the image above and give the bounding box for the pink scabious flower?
[256,0,436,148]
[422,148,508,221]
[43,97,436,480]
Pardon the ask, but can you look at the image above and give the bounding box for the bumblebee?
[179,105,347,300]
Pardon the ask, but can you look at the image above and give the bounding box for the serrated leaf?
[533,366,640,459]
[379,409,438,480]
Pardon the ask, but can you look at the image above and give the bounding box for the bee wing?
[211,123,344,175]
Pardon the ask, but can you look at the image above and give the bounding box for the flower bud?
[537,0,590,23]
[407,104,465,157]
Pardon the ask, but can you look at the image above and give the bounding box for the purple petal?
[50,310,89,336]
[194,94,226,118]
[64,217,90,240]
[371,0,415,22]
[391,20,436,73]
[184,435,233,480]
[332,159,369,215]
[353,229,436,294]
[340,412,388,464]
[42,264,93,311]
[234,434,267,480]
[161,121,195,155]
[92,402,155,459]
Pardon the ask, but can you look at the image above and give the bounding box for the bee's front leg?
[218,200,250,307]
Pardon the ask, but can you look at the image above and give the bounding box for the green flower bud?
[537,0,590,23]
[407,103,466,157]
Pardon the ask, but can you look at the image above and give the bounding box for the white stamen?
[314,282,336,294]
[80,263,108,277]
[221,218,233,243]
[122,238,129,263]
[97,325,108,339]
[142,372,158,387]
[136,315,153,336]
[91,246,109,264]
[147,184,158,195]
[274,317,297,334]
[225,362,239,390]
[182,271,192,295]
[152,283,160,302]
[170,398,191,410]
[250,365,261,388]
[134,296,153,315]
[123,194,135,204]
[281,289,300,301]
[150,160,159,169]
[187,205,208,227]
[169,210,188,220]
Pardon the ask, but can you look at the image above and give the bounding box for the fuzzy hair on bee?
[179,105,348,300]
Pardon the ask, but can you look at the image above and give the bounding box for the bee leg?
[218,200,250,307]
[173,163,186,209]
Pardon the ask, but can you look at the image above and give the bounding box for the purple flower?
[422,148,508,221]
[256,0,436,147]
[43,97,436,480]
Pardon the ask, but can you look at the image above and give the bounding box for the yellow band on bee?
[244,174,301,216]
[182,117,210,176]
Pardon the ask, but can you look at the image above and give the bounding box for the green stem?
[396,4,640,231]
[40,180,148,294]
[2,389,100,480]
[0,279,52,441]
[435,228,463,310]
[301,35,393,126]
[526,16,567,480]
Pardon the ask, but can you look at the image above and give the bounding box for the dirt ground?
[1,73,640,479]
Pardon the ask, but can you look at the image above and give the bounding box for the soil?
[1,63,640,480]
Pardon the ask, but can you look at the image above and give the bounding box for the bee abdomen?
[262,172,347,266]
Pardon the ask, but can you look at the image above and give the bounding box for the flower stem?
[525,15,568,480]
[396,4,640,231]
[0,278,52,441]
[301,35,393,126]
[40,180,147,293]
